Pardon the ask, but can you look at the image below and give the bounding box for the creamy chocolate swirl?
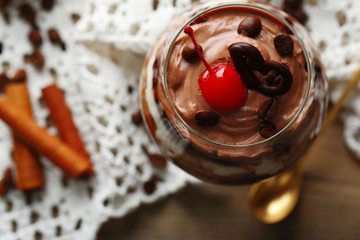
[166,6,307,145]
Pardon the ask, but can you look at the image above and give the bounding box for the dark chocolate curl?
[228,42,293,97]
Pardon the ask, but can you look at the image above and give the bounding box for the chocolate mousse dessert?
[140,1,328,184]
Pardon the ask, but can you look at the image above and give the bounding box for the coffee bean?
[293,9,308,24]
[41,0,55,11]
[48,28,62,44]
[131,110,143,125]
[195,110,220,126]
[259,121,276,138]
[266,100,277,119]
[274,34,294,57]
[143,177,157,195]
[148,153,167,168]
[238,16,262,38]
[182,44,202,63]
[284,0,303,9]
[25,50,45,70]
[18,3,36,25]
[258,98,274,119]
[265,71,282,86]
[0,0,11,10]
[28,28,43,48]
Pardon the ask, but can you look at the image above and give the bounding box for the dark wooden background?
[97,120,360,240]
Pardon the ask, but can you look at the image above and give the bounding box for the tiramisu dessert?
[140,1,328,184]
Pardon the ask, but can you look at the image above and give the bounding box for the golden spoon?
[249,66,360,224]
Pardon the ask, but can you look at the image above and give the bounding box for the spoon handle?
[248,65,360,224]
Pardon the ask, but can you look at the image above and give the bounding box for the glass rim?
[163,2,311,148]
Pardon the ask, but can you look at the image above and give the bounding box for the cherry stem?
[184,26,214,75]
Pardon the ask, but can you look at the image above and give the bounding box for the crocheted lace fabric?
[0,0,359,239]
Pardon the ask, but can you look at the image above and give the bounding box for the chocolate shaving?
[0,41,3,54]
[274,34,294,57]
[195,110,220,126]
[237,16,262,38]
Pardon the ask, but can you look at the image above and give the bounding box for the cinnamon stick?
[41,83,94,174]
[4,70,45,190]
[0,97,91,178]
[0,168,13,197]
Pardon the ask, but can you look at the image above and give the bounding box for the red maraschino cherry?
[184,25,247,111]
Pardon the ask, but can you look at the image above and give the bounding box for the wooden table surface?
[97,120,360,240]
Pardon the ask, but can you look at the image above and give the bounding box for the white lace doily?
[1,0,360,239]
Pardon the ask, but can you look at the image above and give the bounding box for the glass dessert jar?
[140,0,328,184]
